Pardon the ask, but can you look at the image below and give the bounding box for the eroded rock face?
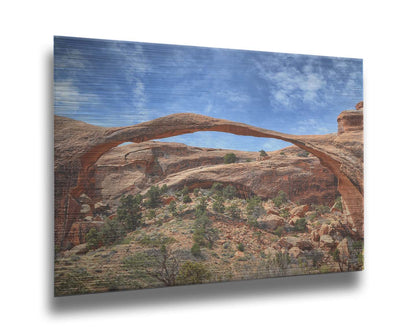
[94,142,338,207]
[337,110,363,134]
[54,108,364,247]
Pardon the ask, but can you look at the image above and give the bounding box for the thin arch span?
[55,112,363,245]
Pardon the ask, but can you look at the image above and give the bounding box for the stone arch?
[55,112,363,246]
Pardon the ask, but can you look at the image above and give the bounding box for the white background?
[1,0,415,332]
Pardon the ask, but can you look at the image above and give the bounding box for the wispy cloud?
[54,79,100,114]
[255,54,362,112]
[293,118,333,135]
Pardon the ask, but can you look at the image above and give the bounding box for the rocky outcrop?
[95,143,338,206]
[55,107,363,247]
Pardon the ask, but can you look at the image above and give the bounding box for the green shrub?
[116,194,142,231]
[307,211,317,221]
[193,188,200,196]
[147,209,156,220]
[212,195,225,213]
[191,243,202,257]
[247,215,259,228]
[101,218,127,246]
[85,227,100,250]
[195,197,208,217]
[294,217,307,232]
[226,203,241,219]
[272,190,288,208]
[161,184,168,194]
[274,226,285,237]
[297,151,309,157]
[237,243,245,252]
[183,194,192,203]
[276,252,290,269]
[193,214,219,249]
[259,150,268,157]
[54,267,92,296]
[181,185,189,196]
[224,153,237,164]
[279,208,290,219]
[177,261,212,285]
[312,204,330,216]
[210,182,223,194]
[223,185,237,199]
[334,196,343,212]
[145,185,162,208]
[331,248,340,262]
[308,249,324,267]
[168,200,177,216]
[246,196,264,218]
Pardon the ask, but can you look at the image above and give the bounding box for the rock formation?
[55,105,363,247]
[94,142,338,206]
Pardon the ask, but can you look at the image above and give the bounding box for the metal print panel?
[54,36,363,296]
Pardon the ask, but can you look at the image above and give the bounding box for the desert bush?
[183,194,192,203]
[276,252,290,269]
[210,182,223,194]
[85,227,100,250]
[297,151,309,157]
[246,195,265,218]
[193,188,200,196]
[195,197,208,217]
[191,243,202,257]
[212,194,225,213]
[101,218,127,245]
[247,215,259,228]
[123,245,180,286]
[223,185,237,199]
[147,209,156,220]
[226,202,241,219]
[145,185,162,208]
[294,217,307,232]
[116,194,143,231]
[279,208,290,219]
[54,267,92,296]
[181,185,189,196]
[272,190,288,208]
[307,249,324,267]
[138,234,175,247]
[312,204,330,216]
[161,184,168,194]
[274,226,285,237]
[334,196,343,212]
[168,200,177,216]
[259,149,268,157]
[193,214,219,249]
[224,153,237,164]
[237,243,245,252]
[177,261,212,285]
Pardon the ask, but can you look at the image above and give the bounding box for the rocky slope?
[55,187,363,296]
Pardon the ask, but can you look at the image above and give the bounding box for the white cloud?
[255,55,361,111]
[293,118,333,134]
[54,79,99,114]
[217,90,249,104]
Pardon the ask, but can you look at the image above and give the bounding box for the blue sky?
[54,36,362,151]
